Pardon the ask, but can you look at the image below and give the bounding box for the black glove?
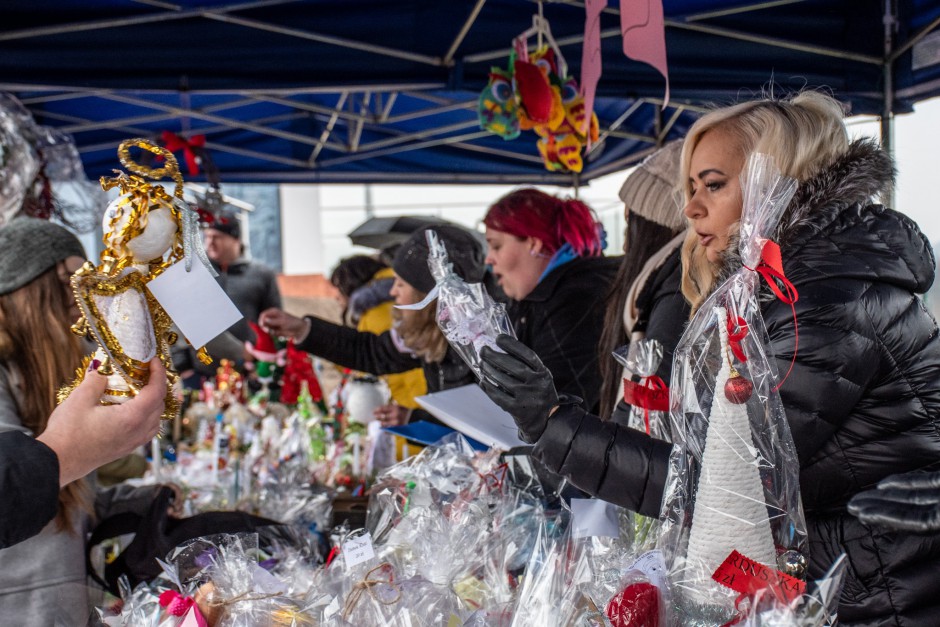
[479,334,558,443]
[847,470,940,533]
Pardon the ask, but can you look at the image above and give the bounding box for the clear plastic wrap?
[658,153,807,625]
[425,229,514,380]
[615,338,671,441]
[742,555,847,627]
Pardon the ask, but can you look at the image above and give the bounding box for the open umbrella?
[347,215,453,250]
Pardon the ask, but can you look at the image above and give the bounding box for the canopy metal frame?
[3,0,937,184]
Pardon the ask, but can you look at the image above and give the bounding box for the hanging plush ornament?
[477,59,521,140]
[60,138,215,420]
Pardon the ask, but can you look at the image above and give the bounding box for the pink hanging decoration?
[620,0,670,107]
[580,0,606,141]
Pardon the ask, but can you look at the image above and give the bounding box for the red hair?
[483,188,602,257]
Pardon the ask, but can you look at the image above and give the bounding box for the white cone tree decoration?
[685,306,777,583]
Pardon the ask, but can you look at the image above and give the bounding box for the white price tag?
[343,532,376,569]
[571,498,620,539]
[628,549,668,590]
[146,260,242,348]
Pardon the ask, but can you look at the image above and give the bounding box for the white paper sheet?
[570,498,620,539]
[415,384,526,450]
[146,260,243,348]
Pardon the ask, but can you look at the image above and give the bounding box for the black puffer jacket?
[537,140,940,625]
[297,316,474,395]
[510,256,619,413]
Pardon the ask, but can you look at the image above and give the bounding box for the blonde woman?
[481,92,940,624]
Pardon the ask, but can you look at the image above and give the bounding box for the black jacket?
[510,256,619,413]
[610,246,690,424]
[0,432,59,549]
[297,316,475,395]
[536,140,940,625]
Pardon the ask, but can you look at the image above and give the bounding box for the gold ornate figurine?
[61,138,214,420]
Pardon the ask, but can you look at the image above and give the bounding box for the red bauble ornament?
[606,582,660,627]
[724,372,753,404]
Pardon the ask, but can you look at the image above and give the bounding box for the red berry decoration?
[606,582,660,627]
[724,371,753,404]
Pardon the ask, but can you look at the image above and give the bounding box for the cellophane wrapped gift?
[615,338,672,553]
[98,560,207,627]
[658,153,808,625]
[164,530,320,626]
[615,339,671,441]
[742,555,847,627]
[424,229,514,380]
[509,496,638,627]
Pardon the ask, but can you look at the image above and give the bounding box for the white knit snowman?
[682,306,777,604]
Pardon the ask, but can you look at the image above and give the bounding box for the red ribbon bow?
[158,590,195,617]
[161,130,206,176]
[739,239,800,391]
[623,375,669,434]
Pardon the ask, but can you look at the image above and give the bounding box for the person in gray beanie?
[259,224,490,426]
[0,217,86,296]
[0,217,173,623]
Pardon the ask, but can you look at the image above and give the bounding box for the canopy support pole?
[881,0,897,207]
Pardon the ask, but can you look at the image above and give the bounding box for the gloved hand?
[847,470,940,533]
[479,334,558,443]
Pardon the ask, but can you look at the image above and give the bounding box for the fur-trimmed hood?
[716,138,935,295]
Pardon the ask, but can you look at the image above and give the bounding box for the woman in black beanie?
[260,225,486,426]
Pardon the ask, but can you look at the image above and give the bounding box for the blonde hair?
[0,267,93,531]
[393,296,448,363]
[679,91,850,312]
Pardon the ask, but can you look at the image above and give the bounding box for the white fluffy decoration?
[685,306,777,581]
[343,378,390,425]
[126,207,177,262]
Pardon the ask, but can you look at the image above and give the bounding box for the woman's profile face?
[683,127,745,263]
[390,275,421,307]
[484,227,545,300]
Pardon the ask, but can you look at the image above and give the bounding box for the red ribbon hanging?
[726,314,749,363]
[742,240,801,391]
[161,130,206,176]
[623,375,669,434]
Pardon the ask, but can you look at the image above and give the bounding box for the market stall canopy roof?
[2,0,938,185]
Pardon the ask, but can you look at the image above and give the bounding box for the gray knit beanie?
[0,217,86,295]
[618,140,685,232]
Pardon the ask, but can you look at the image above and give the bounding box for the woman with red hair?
[484,188,618,412]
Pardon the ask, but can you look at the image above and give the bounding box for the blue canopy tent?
[1,0,938,184]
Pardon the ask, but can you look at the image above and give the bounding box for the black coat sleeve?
[0,432,59,549]
[533,403,674,517]
[296,316,422,376]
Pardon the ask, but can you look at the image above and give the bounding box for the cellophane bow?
[657,153,809,626]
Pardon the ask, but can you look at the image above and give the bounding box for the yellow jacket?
[356,268,427,408]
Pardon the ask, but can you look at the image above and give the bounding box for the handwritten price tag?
[343,532,376,569]
[712,550,806,604]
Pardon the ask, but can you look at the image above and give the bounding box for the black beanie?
[392,225,486,294]
[0,217,86,296]
[203,211,241,239]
